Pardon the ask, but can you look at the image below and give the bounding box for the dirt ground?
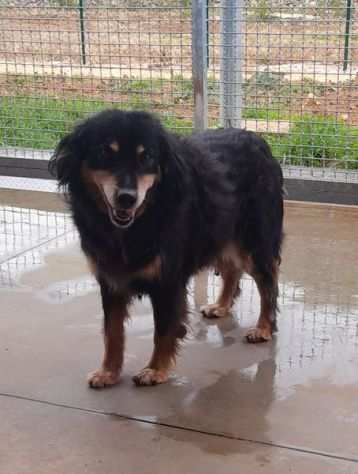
[1,72,357,125]
[302,82,358,124]
[0,7,357,69]
[0,6,357,125]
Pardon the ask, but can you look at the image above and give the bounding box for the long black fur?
[49,109,284,383]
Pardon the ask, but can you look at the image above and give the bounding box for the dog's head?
[50,110,172,229]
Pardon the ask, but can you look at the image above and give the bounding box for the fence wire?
[0,0,357,180]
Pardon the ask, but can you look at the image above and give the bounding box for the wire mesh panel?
[0,204,75,287]
[0,0,193,158]
[0,0,357,178]
[208,0,358,174]
[0,205,73,261]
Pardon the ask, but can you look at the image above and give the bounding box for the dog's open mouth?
[99,186,135,228]
[109,207,134,228]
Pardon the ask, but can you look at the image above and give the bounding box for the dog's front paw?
[245,327,272,343]
[132,368,169,386]
[200,303,229,318]
[87,369,120,389]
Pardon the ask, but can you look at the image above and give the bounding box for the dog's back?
[187,127,284,260]
[189,128,283,193]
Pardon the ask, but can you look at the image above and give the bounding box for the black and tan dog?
[50,109,284,387]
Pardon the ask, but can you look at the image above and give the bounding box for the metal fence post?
[192,0,208,131]
[220,0,242,128]
[192,0,208,304]
[343,0,352,72]
[79,0,86,65]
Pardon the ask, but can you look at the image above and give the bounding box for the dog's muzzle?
[101,188,137,229]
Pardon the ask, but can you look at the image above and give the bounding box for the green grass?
[242,108,285,120]
[265,115,358,169]
[160,112,192,133]
[0,95,192,149]
[1,95,357,169]
[172,75,194,103]
[0,96,103,149]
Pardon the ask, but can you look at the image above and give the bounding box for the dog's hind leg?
[245,258,279,343]
[133,284,187,386]
[200,259,242,319]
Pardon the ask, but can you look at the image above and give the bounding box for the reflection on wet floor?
[0,205,73,261]
[1,202,357,379]
[1,201,358,462]
[0,205,97,297]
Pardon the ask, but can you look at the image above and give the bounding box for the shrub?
[266,115,358,169]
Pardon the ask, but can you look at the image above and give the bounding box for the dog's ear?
[158,128,185,173]
[157,128,188,203]
[49,132,81,187]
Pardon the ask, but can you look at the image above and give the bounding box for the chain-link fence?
[0,0,357,187]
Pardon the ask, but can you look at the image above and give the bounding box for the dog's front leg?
[88,281,129,388]
[133,284,187,386]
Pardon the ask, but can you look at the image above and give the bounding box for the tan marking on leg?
[135,255,161,280]
[246,261,279,343]
[132,368,169,386]
[87,369,120,388]
[201,244,243,318]
[220,242,244,267]
[88,298,127,389]
[133,331,176,386]
[246,323,273,343]
[134,287,187,387]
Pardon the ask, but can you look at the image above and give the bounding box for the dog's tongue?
[114,209,133,221]
[112,209,134,227]
[116,209,131,219]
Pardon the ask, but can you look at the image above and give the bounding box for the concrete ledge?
[0,157,51,180]
[0,187,66,212]
[0,146,52,160]
[1,180,358,212]
[1,147,358,206]
[285,178,358,206]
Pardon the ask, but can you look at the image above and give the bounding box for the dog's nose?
[117,191,137,209]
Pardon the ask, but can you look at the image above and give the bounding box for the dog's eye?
[138,151,151,165]
[137,146,155,168]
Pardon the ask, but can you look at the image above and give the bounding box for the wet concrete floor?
[0,198,358,473]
